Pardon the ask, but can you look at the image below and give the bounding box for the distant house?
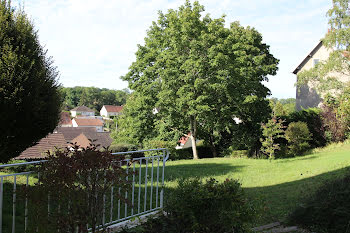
[72,118,104,132]
[55,127,97,141]
[100,105,123,118]
[17,133,67,160]
[292,40,350,110]
[58,112,72,127]
[71,132,113,149]
[175,133,202,150]
[17,128,114,159]
[176,134,193,149]
[70,106,95,117]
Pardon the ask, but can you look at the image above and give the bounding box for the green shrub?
[289,170,350,233]
[285,121,312,156]
[164,178,256,233]
[286,108,326,148]
[0,159,35,173]
[109,143,143,159]
[109,143,138,153]
[226,150,249,158]
[143,139,213,160]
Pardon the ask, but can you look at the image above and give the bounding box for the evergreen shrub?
[285,121,312,156]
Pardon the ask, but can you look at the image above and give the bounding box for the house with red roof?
[58,112,72,127]
[100,105,123,118]
[17,128,113,159]
[16,133,68,160]
[70,106,95,117]
[72,118,104,132]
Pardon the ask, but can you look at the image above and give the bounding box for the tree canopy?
[0,1,61,162]
[60,86,130,113]
[119,1,279,158]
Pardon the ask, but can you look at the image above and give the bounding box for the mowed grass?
[163,141,350,224]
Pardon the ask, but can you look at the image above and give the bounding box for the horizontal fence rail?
[0,148,169,233]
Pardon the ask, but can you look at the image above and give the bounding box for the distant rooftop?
[73,118,104,126]
[71,106,94,112]
[103,105,123,113]
[17,133,67,159]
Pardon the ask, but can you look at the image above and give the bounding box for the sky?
[13,0,331,99]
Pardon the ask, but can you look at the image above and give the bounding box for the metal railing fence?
[0,148,169,233]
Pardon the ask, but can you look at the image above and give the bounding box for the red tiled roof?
[71,132,113,149]
[103,105,123,113]
[59,112,72,126]
[179,133,190,145]
[56,127,97,141]
[17,133,68,159]
[73,118,104,126]
[71,106,94,112]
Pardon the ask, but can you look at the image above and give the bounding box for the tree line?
[60,87,130,113]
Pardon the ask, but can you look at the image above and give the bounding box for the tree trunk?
[209,134,218,157]
[190,117,199,159]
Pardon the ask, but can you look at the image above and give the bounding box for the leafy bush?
[322,92,349,142]
[109,143,143,159]
[23,144,131,233]
[285,121,312,156]
[289,170,350,233]
[164,178,256,233]
[286,108,326,148]
[122,178,257,233]
[143,139,213,160]
[225,149,249,158]
[109,143,138,152]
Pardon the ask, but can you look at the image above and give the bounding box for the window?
[313,59,320,67]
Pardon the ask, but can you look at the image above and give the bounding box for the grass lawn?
[1,141,349,231]
[163,141,350,225]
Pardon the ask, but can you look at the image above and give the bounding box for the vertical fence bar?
[102,193,106,226]
[131,162,135,216]
[0,177,3,233]
[103,171,106,226]
[25,174,29,232]
[48,194,50,218]
[110,187,114,222]
[150,156,154,210]
[160,151,167,208]
[12,176,16,233]
[138,159,142,214]
[155,156,160,208]
[118,161,122,219]
[144,159,149,212]
[124,160,129,217]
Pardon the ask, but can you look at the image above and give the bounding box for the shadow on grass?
[165,163,245,181]
[275,155,318,163]
[244,166,350,225]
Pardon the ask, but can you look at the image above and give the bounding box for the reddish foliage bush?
[24,143,131,233]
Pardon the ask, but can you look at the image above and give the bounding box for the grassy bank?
[164,141,350,224]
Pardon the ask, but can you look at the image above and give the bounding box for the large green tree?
[122,1,278,159]
[0,1,61,162]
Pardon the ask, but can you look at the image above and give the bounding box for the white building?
[70,106,95,117]
[292,40,350,110]
[100,105,123,118]
[72,118,104,132]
